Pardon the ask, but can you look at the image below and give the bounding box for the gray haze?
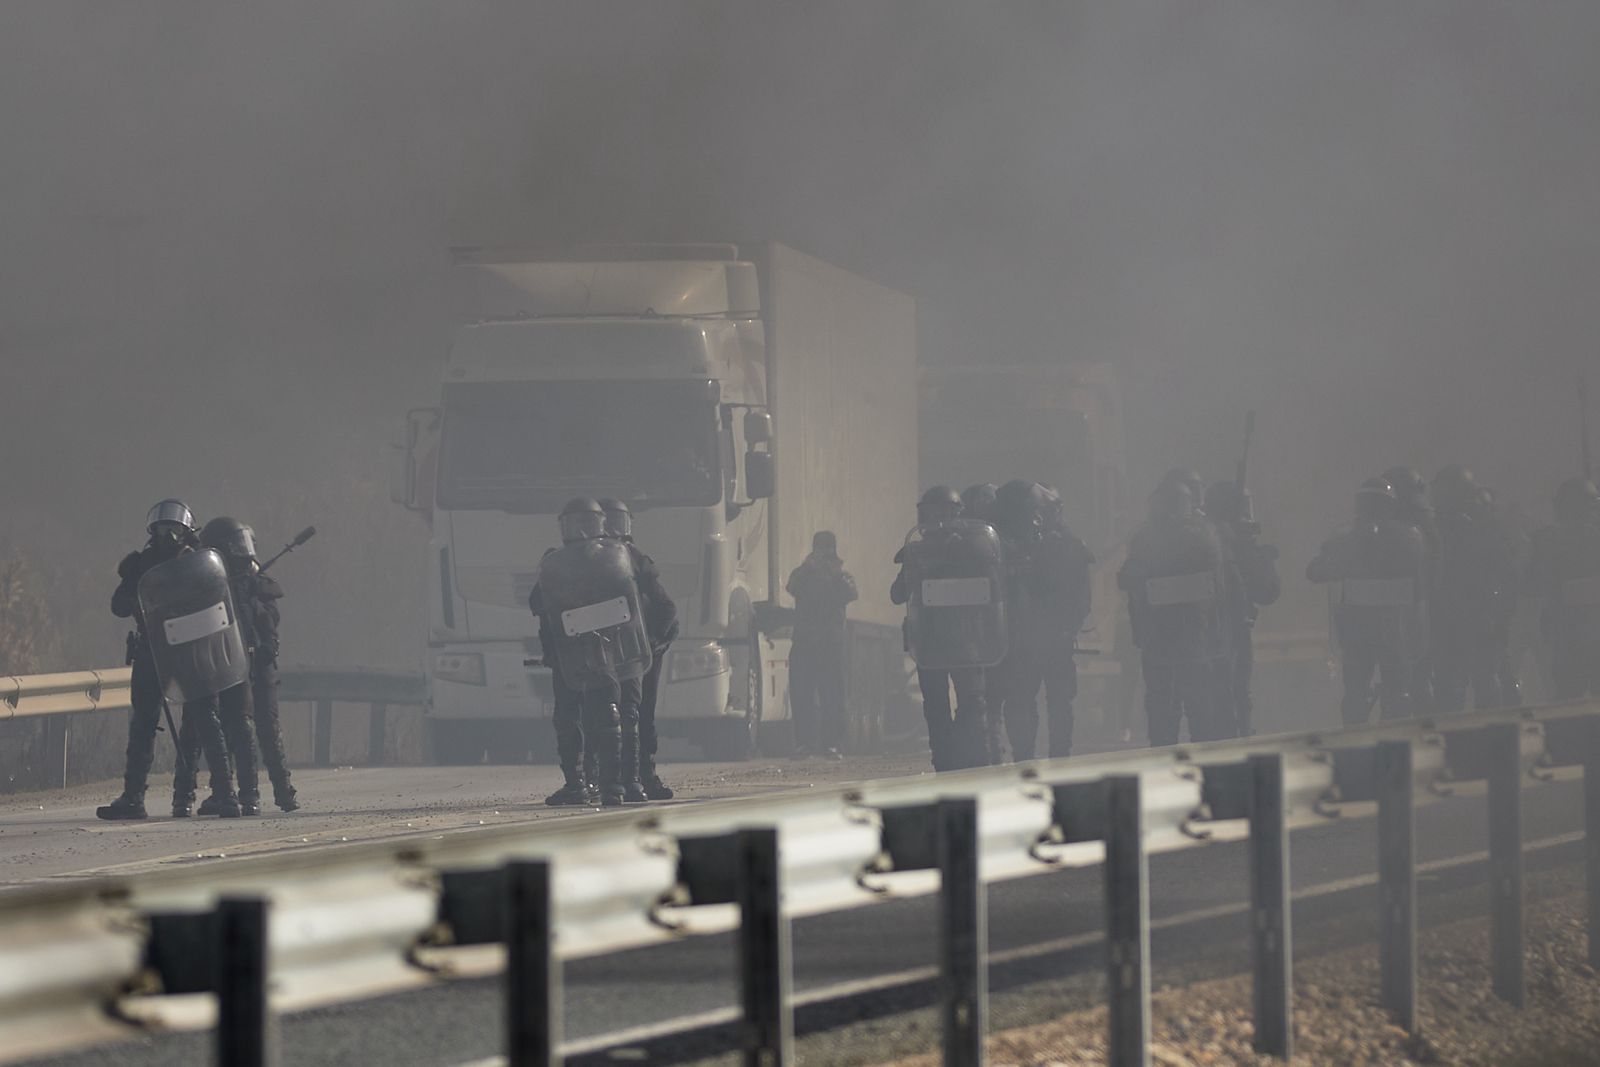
[2,1,1597,668]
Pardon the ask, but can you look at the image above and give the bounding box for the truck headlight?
[433,652,486,686]
[666,643,729,683]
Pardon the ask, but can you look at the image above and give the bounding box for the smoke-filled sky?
[2,2,1597,664]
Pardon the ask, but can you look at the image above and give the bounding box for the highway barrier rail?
[0,665,426,790]
[1,698,1598,1066]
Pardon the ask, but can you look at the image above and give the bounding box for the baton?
[160,697,190,783]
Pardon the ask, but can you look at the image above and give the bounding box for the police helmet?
[146,498,196,535]
[1150,477,1196,523]
[597,497,632,539]
[960,484,998,522]
[1355,477,1398,522]
[1431,465,1478,515]
[199,516,257,561]
[558,497,606,543]
[1554,478,1600,526]
[1161,469,1207,513]
[1382,466,1427,504]
[917,485,963,525]
[995,479,1049,539]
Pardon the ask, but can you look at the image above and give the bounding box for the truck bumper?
[426,643,735,722]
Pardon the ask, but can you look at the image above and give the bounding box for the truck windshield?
[436,379,722,511]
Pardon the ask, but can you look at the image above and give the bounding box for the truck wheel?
[430,722,485,765]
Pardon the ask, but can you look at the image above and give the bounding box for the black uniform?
[1527,481,1600,700]
[1118,489,1235,747]
[1206,482,1281,738]
[108,539,237,816]
[624,541,679,789]
[997,519,1093,761]
[892,543,989,772]
[1309,515,1427,725]
[239,571,293,808]
[1432,499,1522,712]
[786,533,858,757]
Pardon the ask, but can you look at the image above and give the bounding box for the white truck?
[393,243,916,763]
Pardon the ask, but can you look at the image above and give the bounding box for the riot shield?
[903,519,1009,669]
[137,548,250,703]
[537,539,652,691]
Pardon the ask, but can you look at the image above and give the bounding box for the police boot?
[272,779,300,812]
[197,794,222,816]
[619,730,648,804]
[172,792,196,818]
[593,705,625,807]
[639,754,675,801]
[96,793,148,821]
[544,765,590,806]
[238,791,262,817]
[206,792,243,818]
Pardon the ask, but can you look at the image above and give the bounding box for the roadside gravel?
[878,890,1600,1067]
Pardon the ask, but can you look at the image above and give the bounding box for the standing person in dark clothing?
[1117,478,1234,747]
[1308,478,1428,724]
[1527,478,1600,699]
[1431,468,1523,712]
[531,498,654,805]
[193,518,263,816]
[1204,481,1281,737]
[1382,465,1438,712]
[786,531,858,760]
[960,483,1006,761]
[98,501,199,820]
[600,498,680,798]
[98,500,240,820]
[990,481,1093,760]
[533,542,592,807]
[893,487,996,771]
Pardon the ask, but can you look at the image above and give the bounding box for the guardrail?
[0,665,426,790]
[1,698,1597,1066]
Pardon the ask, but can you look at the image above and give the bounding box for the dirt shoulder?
[877,888,1600,1067]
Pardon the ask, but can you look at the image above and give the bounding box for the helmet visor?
[146,500,194,533]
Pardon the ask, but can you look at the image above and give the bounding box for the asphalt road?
[0,752,929,887]
[18,769,1587,1067]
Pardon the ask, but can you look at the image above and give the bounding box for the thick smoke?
[1,2,1596,667]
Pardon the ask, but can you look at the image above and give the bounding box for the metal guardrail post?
[937,797,985,1067]
[1376,739,1416,1034]
[737,827,791,1067]
[1104,774,1149,1067]
[1486,722,1524,1007]
[1587,717,1600,969]
[368,703,388,766]
[1247,753,1292,1059]
[506,860,560,1067]
[313,699,333,767]
[216,897,273,1067]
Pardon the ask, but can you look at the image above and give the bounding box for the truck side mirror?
[744,450,775,500]
[743,410,773,445]
[393,408,440,512]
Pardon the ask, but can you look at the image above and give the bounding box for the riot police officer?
[532,544,592,807]
[1527,478,1600,699]
[892,487,999,771]
[599,498,680,799]
[1431,467,1522,711]
[1204,481,1281,736]
[530,498,654,805]
[1382,464,1438,711]
[1117,478,1234,746]
[786,531,858,760]
[98,501,239,820]
[1308,478,1428,724]
[195,517,296,813]
[992,480,1093,760]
